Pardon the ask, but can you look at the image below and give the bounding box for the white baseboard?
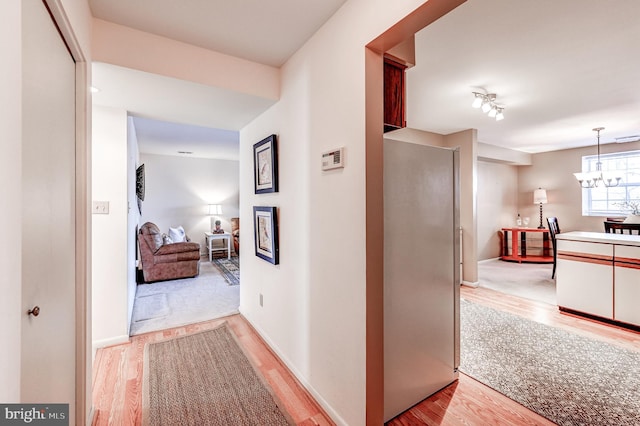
[88,405,95,426]
[478,257,500,263]
[462,280,479,288]
[92,334,130,354]
[239,308,348,426]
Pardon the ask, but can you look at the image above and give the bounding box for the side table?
[501,227,553,263]
[204,232,231,261]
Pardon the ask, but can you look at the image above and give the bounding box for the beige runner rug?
[142,323,292,425]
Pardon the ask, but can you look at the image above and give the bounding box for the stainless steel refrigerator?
[383,139,460,422]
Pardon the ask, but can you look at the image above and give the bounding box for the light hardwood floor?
[91,314,334,425]
[92,286,640,425]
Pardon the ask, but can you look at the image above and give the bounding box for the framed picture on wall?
[136,164,145,214]
[253,134,278,194]
[253,206,279,265]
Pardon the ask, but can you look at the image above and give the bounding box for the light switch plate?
[93,201,109,214]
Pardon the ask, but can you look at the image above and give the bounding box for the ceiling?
[91,62,276,160]
[89,0,348,68]
[89,0,347,160]
[89,0,640,158]
[408,0,640,153]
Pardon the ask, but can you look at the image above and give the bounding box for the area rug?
[460,298,640,425]
[478,259,556,305]
[132,293,170,322]
[130,262,239,336]
[211,256,240,286]
[142,323,292,426]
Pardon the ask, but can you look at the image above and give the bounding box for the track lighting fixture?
[471,93,484,108]
[471,92,505,121]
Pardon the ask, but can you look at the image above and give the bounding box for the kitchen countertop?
[556,231,640,246]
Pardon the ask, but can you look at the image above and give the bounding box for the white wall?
[239,1,461,424]
[92,105,130,348]
[0,0,22,402]
[139,153,239,253]
[477,160,518,260]
[478,142,532,165]
[92,18,279,102]
[127,117,141,333]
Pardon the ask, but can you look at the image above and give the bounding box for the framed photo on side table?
[253,206,279,265]
[253,134,278,194]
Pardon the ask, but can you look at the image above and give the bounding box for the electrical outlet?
[92,201,109,214]
[259,293,263,307]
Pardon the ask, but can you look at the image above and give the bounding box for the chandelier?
[471,92,504,121]
[573,127,622,188]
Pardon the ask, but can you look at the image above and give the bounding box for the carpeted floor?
[460,299,640,425]
[130,261,239,336]
[143,323,292,425]
[478,259,556,305]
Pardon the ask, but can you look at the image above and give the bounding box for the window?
[581,150,640,216]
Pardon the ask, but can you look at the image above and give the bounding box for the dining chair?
[546,217,560,279]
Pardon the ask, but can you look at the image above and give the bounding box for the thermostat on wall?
[322,147,344,171]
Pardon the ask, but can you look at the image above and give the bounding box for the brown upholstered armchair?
[231,217,240,255]
[138,222,200,283]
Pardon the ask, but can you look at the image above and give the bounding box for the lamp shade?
[533,188,548,204]
[208,204,222,215]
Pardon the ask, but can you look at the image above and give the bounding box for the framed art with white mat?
[253,206,279,265]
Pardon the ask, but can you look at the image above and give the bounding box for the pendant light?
[573,127,622,188]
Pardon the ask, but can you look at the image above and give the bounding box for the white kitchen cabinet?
[555,233,640,327]
[614,245,640,325]
[556,239,613,319]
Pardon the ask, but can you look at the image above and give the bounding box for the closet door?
[21,0,77,422]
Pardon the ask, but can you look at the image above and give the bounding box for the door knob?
[28,306,40,317]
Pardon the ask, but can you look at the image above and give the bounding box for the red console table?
[501,227,553,263]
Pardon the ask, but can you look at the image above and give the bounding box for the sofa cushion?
[169,226,186,242]
[162,233,173,245]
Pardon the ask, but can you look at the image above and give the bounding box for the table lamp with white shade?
[533,188,548,229]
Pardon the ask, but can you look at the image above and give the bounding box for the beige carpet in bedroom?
[130,261,240,335]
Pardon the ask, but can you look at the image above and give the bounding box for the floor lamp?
[533,188,548,229]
